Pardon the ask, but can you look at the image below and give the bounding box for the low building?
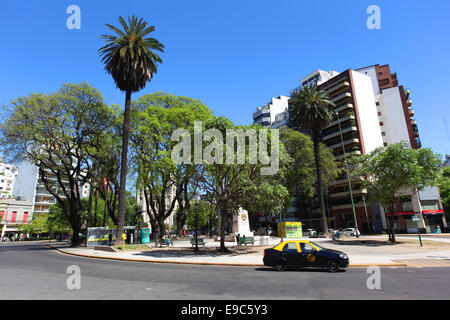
[0,199,33,240]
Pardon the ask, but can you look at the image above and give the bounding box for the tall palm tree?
[290,83,335,237]
[99,16,164,244]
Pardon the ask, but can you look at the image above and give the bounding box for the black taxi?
[263,240,349,272]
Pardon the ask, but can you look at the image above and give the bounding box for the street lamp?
[337,110,359,238]
[193,194,200,251]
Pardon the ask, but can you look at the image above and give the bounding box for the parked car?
[342,228,360,237]
[303,229,317,237]
[263,240,349,272]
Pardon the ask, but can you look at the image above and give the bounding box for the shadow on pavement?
[132,247,262,258]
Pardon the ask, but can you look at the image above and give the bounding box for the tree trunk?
[313,135,329,237]
[389,205,396,243]
[94,189,98,227]
[115,90,132,244]
[218,205,229,253]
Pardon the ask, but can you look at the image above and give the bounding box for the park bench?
[190,238,205,247]
[159,238,173,247]
[239,237,255,246]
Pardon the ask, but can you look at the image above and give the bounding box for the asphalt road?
[1,242,449,300]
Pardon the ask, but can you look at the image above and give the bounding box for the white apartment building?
[0,159,18,199]
[355,64,446,233]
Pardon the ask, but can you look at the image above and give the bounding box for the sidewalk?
[44,236,450,268]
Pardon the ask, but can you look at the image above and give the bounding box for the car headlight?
[339,253,348,259]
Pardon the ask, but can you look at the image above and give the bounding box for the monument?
[232,208,253,237]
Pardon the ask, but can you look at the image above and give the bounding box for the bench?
[159,238,173,247]
[190,238,205,247]
[239,237,255,246]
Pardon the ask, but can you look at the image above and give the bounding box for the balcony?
[332,92,352,103]
[411,120,417,126]
[324,81,350,95]
[408,108,414,117]
[335,150,361,160]
[333,175,365,187]
[330,188,367,199]
[335,103,353,113]
[331,202,366,210]
[407,99,412,106]
[404,88,410,98]
[323,126,358,141]
[328,138,360,150]
[328,114,356,128]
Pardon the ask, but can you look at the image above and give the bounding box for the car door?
[282,242,303,267]
[300,242,320,267]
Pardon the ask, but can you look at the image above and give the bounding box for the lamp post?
[337,111,359,238]
[193,194,200,252]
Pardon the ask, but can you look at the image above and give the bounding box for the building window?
[378,112,382,116]
[381,132,386,136]
[23,212,28,223]
[376,102,380,106]
[11,211,17,223]
[383,142,388,146]
[379,122,384,126]
[421,200,439,211]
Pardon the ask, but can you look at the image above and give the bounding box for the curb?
[43,243,445,268]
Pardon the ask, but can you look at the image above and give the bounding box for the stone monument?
[232,208,253,237]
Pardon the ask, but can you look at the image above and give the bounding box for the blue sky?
[1,0,449,157]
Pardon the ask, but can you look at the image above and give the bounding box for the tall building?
[251,64,447,234]
[0,159,18,199]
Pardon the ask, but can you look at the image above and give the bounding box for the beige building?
[0,199,33,239]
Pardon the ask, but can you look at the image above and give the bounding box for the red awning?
[385,211,414,216]
[422,210,444,215]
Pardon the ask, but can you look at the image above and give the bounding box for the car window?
[300,243,315,252]
[283,242,298,253]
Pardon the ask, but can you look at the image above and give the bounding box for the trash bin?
[140,228,150,244]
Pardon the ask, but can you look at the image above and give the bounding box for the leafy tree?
[130,92,212,240]
[437,166,450,221]
[186,200,214,231]
[350,142,441,243]
[279,128,339,234]
[19,213,49,236]
[289,84,336,237]
[99,15,164,244]
[0,83,116,245]
[199,118,291,252]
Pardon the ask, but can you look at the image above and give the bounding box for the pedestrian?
[436,225,441,234]
[236,233,240,245]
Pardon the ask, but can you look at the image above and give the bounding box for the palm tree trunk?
[313,135,329,237]
[116,90,132,244]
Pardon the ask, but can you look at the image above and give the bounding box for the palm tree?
[289,83,335,237]
[99,16,164,244]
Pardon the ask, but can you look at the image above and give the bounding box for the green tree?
[200,118,291,252]
[437,166,450,221]
[289,84,336,237]
[19,213,49,236]
[130,92,212,241]
[99,15,164,244]
[279,128,339,233]
[186,200,213,231]
[350,142,441,243]
[0,83,116,245]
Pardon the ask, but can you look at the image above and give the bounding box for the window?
[421,200,439,211]
[381,132,386,136]
[11,211,16,223]
[376,102,380,106]
[379,122,384,126]
[378,112,382,116]
[300,243,315,252]
[0,211,4,221]
[23,212,28,223]
[383,142,388,146]
[283,242,298,253]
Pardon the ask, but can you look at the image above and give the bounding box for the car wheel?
[274,261,287,271]
[326,260,340,272]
